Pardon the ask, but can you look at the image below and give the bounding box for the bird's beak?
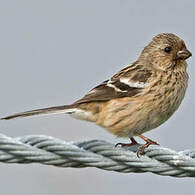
[176,48,192,60]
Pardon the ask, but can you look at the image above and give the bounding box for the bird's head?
[139,33,192,71]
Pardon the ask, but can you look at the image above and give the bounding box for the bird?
[1,33,192,155]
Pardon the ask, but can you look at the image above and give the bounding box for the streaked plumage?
[1,33,192,154]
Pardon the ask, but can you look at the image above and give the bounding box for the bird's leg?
[115,137,138,147]
[137,135,159,156]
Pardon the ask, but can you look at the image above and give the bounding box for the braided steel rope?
[0,133,195,177]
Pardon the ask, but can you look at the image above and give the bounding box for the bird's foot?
[115,137,138,147]
[137,135,159,157]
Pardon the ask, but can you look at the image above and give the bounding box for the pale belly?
[141,86,187,134]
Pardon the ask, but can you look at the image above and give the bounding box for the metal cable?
[0,133,195,177]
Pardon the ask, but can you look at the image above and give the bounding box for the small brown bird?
[1,33,192,154]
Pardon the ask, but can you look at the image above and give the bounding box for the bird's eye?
[164,47,172,53]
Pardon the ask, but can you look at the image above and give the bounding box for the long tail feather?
[1,105,74,120]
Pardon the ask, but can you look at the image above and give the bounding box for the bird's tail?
[1,105,75,120]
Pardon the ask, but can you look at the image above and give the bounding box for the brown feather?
[74,62,152,104]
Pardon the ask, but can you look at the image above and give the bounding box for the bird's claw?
[137,140,159,157]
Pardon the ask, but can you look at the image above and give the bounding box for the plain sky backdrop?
[0,0,195,195]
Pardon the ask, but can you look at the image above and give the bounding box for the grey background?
[0,0,194,194]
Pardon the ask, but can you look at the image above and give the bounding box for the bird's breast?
[144,69,188,132]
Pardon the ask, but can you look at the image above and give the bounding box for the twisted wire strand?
[0,133,195,177]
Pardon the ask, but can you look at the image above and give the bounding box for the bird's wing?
[1,62,152,120]
[74,62,152,104]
